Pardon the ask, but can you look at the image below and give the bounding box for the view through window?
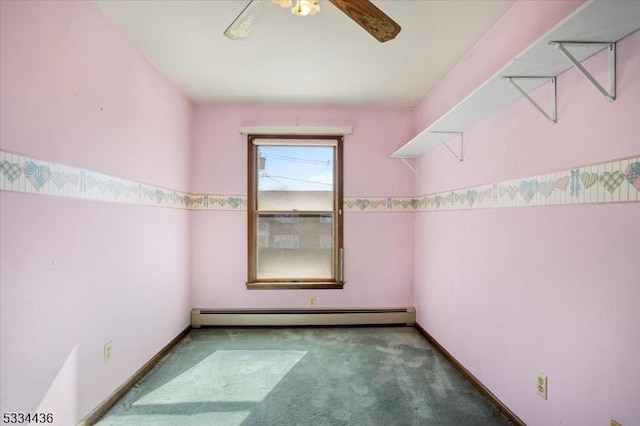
[247,136,343,289]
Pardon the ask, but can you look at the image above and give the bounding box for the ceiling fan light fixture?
[225,0,400,43]
[291,0,320,17]
[272,0,293,7]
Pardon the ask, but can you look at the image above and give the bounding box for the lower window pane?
[257,214,333,280]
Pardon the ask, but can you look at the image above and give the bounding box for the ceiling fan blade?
[224,0,273,40]
[328,0,400,42]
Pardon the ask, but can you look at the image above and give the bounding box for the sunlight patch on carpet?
[96,412,250,426]
[133,350,306,405]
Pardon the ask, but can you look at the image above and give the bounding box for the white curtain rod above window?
[239,126,352,135]
[252,138,338,146]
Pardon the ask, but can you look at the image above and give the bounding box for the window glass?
[256,214,333,280]
[248,136,343,287]
[257,146,334,211]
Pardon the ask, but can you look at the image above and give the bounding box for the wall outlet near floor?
[536,372,547,399]
[309,296,317,307]
[611,420,622,426]
[104,341,113,363]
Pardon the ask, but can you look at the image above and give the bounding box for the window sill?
[246,281,345,290]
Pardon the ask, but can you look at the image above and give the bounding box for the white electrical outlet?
[309,296,317,307]
[104,341,113,363]
[536,372,547,399]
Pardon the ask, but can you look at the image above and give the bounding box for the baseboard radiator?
[191,307,416,328]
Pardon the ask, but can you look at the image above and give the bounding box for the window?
[247,135,344,289]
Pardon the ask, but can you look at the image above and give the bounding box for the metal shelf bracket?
[549,41,616,102]
[398,156,420,177]
[502,76,557,124]
[431,131,464,162]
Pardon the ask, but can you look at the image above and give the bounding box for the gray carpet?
[96,327,512,425]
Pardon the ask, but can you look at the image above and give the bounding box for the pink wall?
[0,1,192,423]
[191,105,415,309]
[413,14,640,426]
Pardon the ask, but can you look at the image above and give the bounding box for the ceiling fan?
[224,0,401,43]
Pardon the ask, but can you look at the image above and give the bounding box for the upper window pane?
[257,146,334,211]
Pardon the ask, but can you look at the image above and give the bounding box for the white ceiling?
[93,0,515,108]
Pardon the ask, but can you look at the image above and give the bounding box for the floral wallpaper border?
[1,150,638,212]
[343,197,418,212]
[0,150,247,210]
[413,155,639,212]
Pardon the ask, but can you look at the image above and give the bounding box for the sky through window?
[258,146,333,191]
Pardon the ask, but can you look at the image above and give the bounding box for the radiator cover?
[191,308,416,328]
